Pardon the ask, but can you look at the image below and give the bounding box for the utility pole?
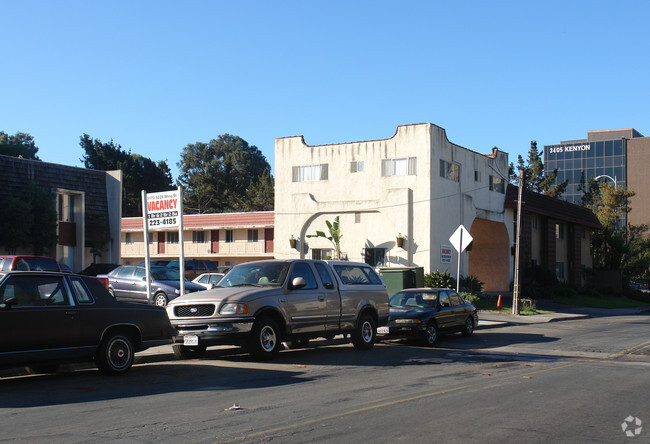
[513,170,524,315]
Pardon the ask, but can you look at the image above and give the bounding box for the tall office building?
[544,128,650,229]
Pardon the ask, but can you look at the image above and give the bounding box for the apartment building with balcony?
[120,211,274,267]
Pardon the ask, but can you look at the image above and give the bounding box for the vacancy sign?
[146,190,180,229]
[449,225,473,253]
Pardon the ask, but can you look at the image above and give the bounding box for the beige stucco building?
[274,123,513,292]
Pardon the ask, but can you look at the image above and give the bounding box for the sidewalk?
[478,304,650,329]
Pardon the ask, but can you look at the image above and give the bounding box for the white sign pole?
[178,186,185,296]
[141,190,152,304]
[449,225,473,294]
[456,230,462,293]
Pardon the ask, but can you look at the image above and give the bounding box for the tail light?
[95,276,110,291]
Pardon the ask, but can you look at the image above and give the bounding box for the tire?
[172,344,206,359]
[154,292,168,307]
[462,317,474,337]
[351,313,376,350]
[286,339,309,349]
[422,322,438,346]
[96,332,135,375]
[248,317,282,360]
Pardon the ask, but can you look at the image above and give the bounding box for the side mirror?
[324,282,334,290]
[289,277,307,290]
[0,296,18,310]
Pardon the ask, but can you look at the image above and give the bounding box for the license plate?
[183,335,199,346]
[377,326,389,334]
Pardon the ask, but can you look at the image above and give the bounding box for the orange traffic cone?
[496,294,502,311]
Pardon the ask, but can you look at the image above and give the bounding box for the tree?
[27,183,58,255]
[177,134,272,213]
[307,216,342,260]
[0,131,40,159]
[0,197,34,254]
[588,182,650,282]
[514,141,568,197]
[80,134,173,217]
[242,170,274,211]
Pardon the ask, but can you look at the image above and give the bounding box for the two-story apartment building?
[120,211,274,266]
[274,123,513,292]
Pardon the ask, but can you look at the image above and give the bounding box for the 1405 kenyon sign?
[146,191,180,229]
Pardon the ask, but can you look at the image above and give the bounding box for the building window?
[364,248,386,267]
[531,215,538,230]
[225,230,234,243]
[350,160,364,173]
[247,229,258,242]
[312,248,333,260]
[474,170,481,182]
[489,175,506,193]
[556,262,565,280]
[125,233,135,245]
[192,231,206,243]
[440,160,460,182]
[556,223,564,239]
[292,164,329,182]
[382,157,416,177]
[167,231,179,244]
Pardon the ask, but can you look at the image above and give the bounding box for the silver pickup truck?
[166,259,389,360]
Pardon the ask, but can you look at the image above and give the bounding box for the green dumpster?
[378,267,424,296]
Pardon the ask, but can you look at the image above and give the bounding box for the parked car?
[216,265,232,274]
[0,271,176,375]
[79,263,120,276]
[166,259,217,280]
[378,288,479,346]
[192,272,225,289]
[138,260,171,267]
[59,263,73,273]
[102,265,205,307]
[0,255,60,272]
[166,259,389,360]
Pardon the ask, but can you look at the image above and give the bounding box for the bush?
[460,275,484,293]
[553,284,577,299]
[424,270,456,289]
[460,291,479,304]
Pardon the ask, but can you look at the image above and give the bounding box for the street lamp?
[594,174,617,189]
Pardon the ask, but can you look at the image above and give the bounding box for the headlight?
[394,318,421,324]
[220,303,248,315]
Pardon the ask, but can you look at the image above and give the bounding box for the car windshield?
[390,291,439,308]
[218,262,290,287]
[151,267,182,280]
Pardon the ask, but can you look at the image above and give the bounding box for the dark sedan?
[0,271,176,375]
[104,265,205,307]
[380,288,479,346]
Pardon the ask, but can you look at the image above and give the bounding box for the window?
[474,170,481,182]
[531,215,538,230]
[314,263,334,288]
[192,231,206,243]
[225,230,234,243]
[440,160,460,182]
[556,262,565,280]
[70,277,94,304]
[248,229,258,242]
[167,231,179,244]
[290,262,318,290]
[363,248,386,267]
[312,248,332,260]
[125,233,135,245]
[350,160,364,173]
[489,175,506,193]
[382,157,416,177]
[0,275,71,306]
[292,164,329,182]
[556,223,564,239]
[332,264,383,285]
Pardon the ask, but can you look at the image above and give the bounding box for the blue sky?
[2,1,649,180]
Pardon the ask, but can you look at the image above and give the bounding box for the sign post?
[144,189,181,303]
[449,225,473,293]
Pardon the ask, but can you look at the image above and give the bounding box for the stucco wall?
[627,137,650,230]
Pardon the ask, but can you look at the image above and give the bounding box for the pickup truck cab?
[166,259,389,359]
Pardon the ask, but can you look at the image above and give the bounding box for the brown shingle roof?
[122,211,274,231]
[504,184,601,229]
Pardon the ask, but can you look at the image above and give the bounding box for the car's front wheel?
[351,313,376,350]
[172,344,206,359]
[462,317,474,337]
[422,322,438,346]
[96,332,134,375]
[153,292,168,307]
[248,317,282,360]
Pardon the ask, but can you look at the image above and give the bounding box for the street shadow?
[0,361,312,408]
